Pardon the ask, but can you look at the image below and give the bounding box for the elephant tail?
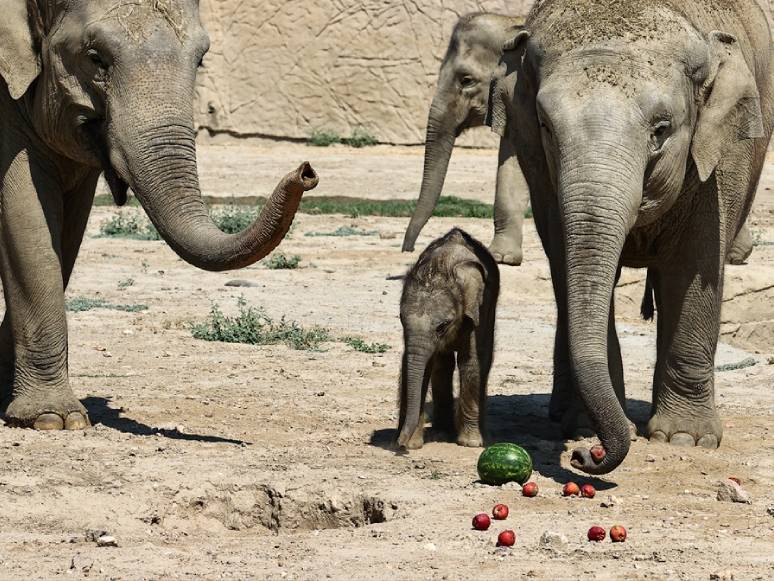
[640,269,655,321]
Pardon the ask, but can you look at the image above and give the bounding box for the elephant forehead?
[95,0,188,42]
[530,1,695,54]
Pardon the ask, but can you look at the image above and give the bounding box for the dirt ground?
[0,142,773,580]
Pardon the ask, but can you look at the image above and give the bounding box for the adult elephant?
[489,0,772,474]
[0,0,318,430]
[401,13,530,266]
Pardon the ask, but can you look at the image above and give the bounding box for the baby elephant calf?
[397,228,500,449]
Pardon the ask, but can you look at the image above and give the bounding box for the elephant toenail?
[34,413,64,431]
[669,432,695,447]
[697,434,719,449]
[65,412,90,430]
[649,430,668,443]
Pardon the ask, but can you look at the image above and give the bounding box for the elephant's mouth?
[80,119,129,206]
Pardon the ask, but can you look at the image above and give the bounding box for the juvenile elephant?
[0,0,318,430]
[401,13,530,266]
[397,228,499,449]
[489,0,773,474]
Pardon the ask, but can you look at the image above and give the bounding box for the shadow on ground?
[83,396,250,445]
[370,392,652,487]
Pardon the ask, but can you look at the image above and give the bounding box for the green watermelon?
[477,443,533,486]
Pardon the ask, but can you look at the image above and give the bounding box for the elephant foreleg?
[489,138,528,266]
[0,154,89,430]
[430,351,455,440]
[648,234,724,449]
[456,331,486,447]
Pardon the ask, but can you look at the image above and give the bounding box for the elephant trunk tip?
[298,162,319,191]
[570,439,629,475]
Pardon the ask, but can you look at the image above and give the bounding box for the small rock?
[539,530,568,549]
[600,495,619,508]
[501,481,522,491]
[645,454,656,463]
[766,505,774,517]
[224,279,259,288]
[424,542,437,552]
[716,479,751,504]
[709,570,735,581]
[96,535,117,548]
[69,554,93,574]
[84,529,108,542]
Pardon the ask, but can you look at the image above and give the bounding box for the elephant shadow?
[83,396,250,446]
[370,393,652,488]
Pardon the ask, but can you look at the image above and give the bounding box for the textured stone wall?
[195,1,533,145]
[194,1,773,146]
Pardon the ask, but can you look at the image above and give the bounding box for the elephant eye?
[460,75,477,89]
[650,120,672,153]
[87,49,109,80]
[436,320,452,335]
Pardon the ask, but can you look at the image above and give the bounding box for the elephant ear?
[455,261,486,327]
[691,31,764,182]
[0,0,42,100]
[486,30,530,138]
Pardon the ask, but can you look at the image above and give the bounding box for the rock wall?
[195,0,533,146]
[195,1,774,146]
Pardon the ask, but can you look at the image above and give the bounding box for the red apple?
[497,530,516,547]
[562,482,580,497]
[492,503,509,520]
[590,445,606,463]
[610,525,627,543]
[581,484,596,499]
[472,513,491,531]
[587,526,606,542]
[522,482,539,497]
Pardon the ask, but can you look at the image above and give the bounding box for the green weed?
[308,129,342,147]
[191,299,329,351]
[99,212,160,240]
[212,206,258,234]
[66,296,148,313]
[342,336,391,354]
[342,127,378,148]
[264,253,301,270]
[305,226,378,237]
[716,357,757,372]
[117,278,135,289]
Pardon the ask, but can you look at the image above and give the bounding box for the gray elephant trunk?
[397,343,433,447]
[402,102,456,252]
[107,87,316,272]
[559,145,644,474]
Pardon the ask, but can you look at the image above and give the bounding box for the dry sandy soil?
[0,142,773,580]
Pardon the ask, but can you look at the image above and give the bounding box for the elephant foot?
[647,412,722,449]
[3,391,90,431]
[456,427,484,448]
[488,236,523,266]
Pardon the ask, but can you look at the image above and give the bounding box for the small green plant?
[212,206,258,234]
[264,253,301,270]
[342,336,390,354]
[716,357,757,372]
[191,299,329,350]
[117,278,135,289]
[308,129,342,147]
[342,127,378,148]
[66,296,148,313]
[305,226,378,237]
[140,259,150,274]
[99,212,160,240]
[429,470,444,480]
